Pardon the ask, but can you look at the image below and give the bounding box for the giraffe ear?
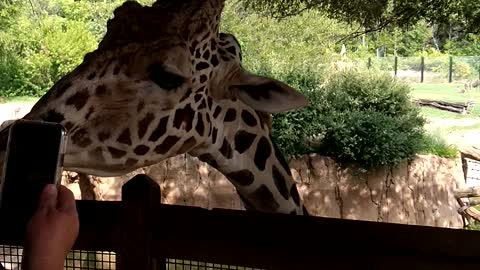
[229,71,308,113]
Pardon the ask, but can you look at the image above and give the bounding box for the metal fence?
[466,159,480,187]
[0,247,264,270]
[350,56,480,84]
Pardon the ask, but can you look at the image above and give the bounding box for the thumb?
[36,184,58,213]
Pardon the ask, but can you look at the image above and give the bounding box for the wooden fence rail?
[0,174,480,269]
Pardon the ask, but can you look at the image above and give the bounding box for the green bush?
[272,69,427,168]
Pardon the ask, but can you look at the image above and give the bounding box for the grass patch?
[419,107,468,119]
[444,122,480,133]
[417,132,459,158]
[1,96,39,104]
[410,83,480,118]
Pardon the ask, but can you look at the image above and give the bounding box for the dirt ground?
[424,116,480,146]
[0,103,34,123]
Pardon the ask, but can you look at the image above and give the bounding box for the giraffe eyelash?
[147,63,185,90]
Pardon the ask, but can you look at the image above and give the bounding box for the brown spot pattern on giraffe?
[219,138,233,159]
[98,131,111,142]
[54,82,72,98]
[85,107,94,120]
[272,166,289,200]
[195,62,210,71]
[117,128,132,145]
[194,86,206,94]
[210,55,219,67]
[198,99,207,110]
[137,101,145,113]
[237,193,255,211]
[87,72,96,80]
[202,50,210,60]
[96,85,107,96]
[195,114,205,136]
[271,135,292,176]
[177,137,197,154]
[249,185,280,212]
[134,145,150,156]
[138,113,155,139]
[125,158,137,167]
[241,110,257,127]
[71,128,92,147]
[148,116,169,142]
[113,65,121,75]
[63,121,74,131]
[211,127,218,144]
[213,106,221,119]
[173,104,195,132]
[224,109,236,122]
[226,170,254,186]
[88,147,105,162]
[194,94,202,103]
[254,136,271,171]
[154,136,180,154]
[179,88,192,103]
[207,97,213,110]
[41,110,65,123]
[108,147,127,159]
[225,46,237,55]
[234,130,256,154]
[197,153,218,169]
[66,89,90,111]
[290,185,300,206]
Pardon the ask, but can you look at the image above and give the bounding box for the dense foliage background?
[0,0,471,167]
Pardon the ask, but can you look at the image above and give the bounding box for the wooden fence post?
[394,56,398,76]
[449,56,453,83]
[420,56,425,83]
[118,174,162,270]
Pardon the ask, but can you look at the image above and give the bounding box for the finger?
[36,184,58,213]
[57,185,77,213]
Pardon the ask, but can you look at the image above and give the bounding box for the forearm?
[22,251,65,270]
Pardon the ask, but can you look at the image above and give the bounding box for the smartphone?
[0,119,67,221]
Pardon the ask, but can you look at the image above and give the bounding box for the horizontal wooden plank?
[151,205,480,269]
[0,200,479,269]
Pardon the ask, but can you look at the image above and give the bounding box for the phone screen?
[0,120,66,220]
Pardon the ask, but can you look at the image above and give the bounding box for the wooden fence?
[0,174,480,270]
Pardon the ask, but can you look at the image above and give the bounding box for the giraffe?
[1,0,310,215]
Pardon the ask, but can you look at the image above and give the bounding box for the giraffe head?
[14,0,309,214]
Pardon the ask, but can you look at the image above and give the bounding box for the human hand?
[22,184,79,270]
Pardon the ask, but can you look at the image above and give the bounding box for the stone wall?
[62,153,465,229]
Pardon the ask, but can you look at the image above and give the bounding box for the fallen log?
[413,99,474,114]
[463,197,480,206]
[459,145,480,162]
[454,187,480,198]
[465,207,480,223]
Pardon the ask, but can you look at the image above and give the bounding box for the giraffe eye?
[148,63,185,90]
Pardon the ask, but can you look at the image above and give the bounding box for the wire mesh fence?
[0,245,117,270]
[0,245,22,270]
[466,159,480,187]
[0,246,267,270]
[65,250,117,270]
[350,55,480,84]
[165,259,266,270]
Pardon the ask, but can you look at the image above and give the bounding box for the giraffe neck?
[189,104,303,214]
